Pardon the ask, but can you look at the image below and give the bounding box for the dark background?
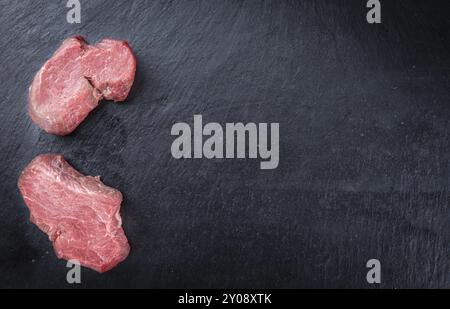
[0,0,449,289]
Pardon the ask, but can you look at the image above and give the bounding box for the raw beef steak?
[28,36,136,136]
[18,154,130,273]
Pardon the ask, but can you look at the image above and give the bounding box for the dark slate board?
[0,0,449,289]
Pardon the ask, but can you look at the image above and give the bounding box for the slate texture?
[0,0,449,288]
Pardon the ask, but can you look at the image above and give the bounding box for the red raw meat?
[28,36,136,136]
[18,154,130,273]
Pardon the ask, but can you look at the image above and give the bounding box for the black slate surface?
[0,0,449,289]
